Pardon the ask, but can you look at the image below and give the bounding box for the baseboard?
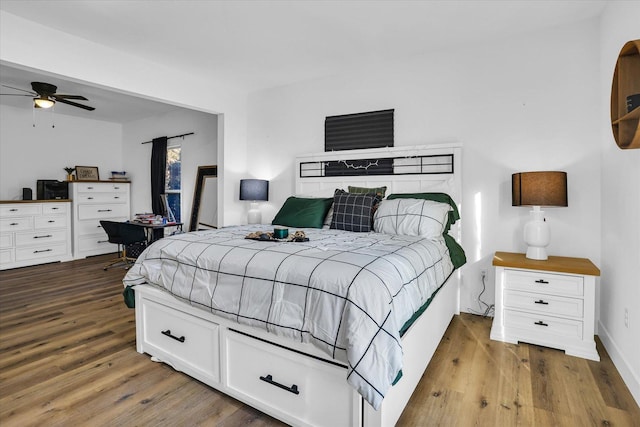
[597,320,640,406]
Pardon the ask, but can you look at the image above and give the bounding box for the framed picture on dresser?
[75,166,100,181]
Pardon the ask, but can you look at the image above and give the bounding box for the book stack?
[133,213,163,225]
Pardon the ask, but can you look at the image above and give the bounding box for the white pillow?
[374,198,451,239]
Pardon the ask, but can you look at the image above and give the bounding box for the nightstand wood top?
[493,251,600,277]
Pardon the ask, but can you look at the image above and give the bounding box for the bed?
[124,144,464,427]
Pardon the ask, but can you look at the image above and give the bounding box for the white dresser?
[490,251,600,361]
[70,181,131,259]
[0,200,72,270]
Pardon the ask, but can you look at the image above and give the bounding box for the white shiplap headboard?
[295,143,463,240]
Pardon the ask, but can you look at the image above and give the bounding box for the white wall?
[598,2,640,405]
[0,104,122,200]
[122,109,218,230]
[246,18,602,315]
[0,10,249,226]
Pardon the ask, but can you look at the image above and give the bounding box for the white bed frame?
[134,143,462,427]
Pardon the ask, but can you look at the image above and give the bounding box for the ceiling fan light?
[34,97,54,109]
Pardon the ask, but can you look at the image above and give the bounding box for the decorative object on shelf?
[64,167,75,181]
[627,94,640,113]
[110,171,128,181]
[240,179,269,224]
[610,39,640,149]
[75,166,99,181]
[512,171,567,260]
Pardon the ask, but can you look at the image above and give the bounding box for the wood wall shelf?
[611,39,640,149]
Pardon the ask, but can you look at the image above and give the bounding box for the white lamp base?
[523,206,550,260]
[247,202,262,224]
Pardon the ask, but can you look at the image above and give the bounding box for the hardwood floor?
[1,256,638,426]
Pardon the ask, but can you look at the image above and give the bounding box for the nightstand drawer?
[504,309,583,340]
[504,269,583,297]
[504,290,583,318]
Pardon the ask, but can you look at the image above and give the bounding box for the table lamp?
[240,179,269,224]
[512,171,567,260]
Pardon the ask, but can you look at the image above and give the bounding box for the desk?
[129,222,183,242]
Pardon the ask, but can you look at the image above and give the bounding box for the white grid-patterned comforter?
[123,225,454,409]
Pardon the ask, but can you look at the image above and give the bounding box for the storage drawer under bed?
[224,329,359,427]
[139,297,220,385]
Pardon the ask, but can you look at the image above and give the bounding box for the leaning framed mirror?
[189,165,218,231]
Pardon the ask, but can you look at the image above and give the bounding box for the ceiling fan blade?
[0,93,33,97]
[54,94,88,101]
[55,98,95,111]
[1,84,36,95]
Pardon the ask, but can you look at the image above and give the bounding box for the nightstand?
[489,251,600,361]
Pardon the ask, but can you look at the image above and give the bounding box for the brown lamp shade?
[512,171,567,207]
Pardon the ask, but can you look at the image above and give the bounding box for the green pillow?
[272,197,333,228]
[386,192,459,233]
[348,185,387,198]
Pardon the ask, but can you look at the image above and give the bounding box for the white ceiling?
[0,0,607,123]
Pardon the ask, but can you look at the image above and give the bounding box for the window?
[165,144,181,222]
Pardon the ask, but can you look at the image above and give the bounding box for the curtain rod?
[141,132,195,144]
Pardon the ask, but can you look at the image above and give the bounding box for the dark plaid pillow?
[330,190,379,232]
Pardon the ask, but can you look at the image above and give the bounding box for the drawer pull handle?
[51,207,59,210]
[259,374,300,395]
[87,187,94,190]
[10,222,19,226]
[534,321,549,327]
[9,208,18,212]
[161,329,185,343]
[87,197,94,200]
[48,220,56,223]
[34,235,53,239]
[97,240,109,243]
[34,249,52,254]
[534,279,549,284]
[534,299,549,305]
[98,209,112,212]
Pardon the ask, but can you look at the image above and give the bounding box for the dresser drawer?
[0,249,14,264]
[15,230,68,247]
[15,243,68,261]
[75,217,128,235]
[141,298,220,384]
[504,269,583,297]
[504,289,583,318]
[78,234,113,252]
[76,193,128,204]
[0,217,33,232]
[35,215,68,229]
[42,203,68,215]
[1,233,13,249]
[78,204,130,220]
[0,205,40,217]
[74,183,128,193]
[225,330,355,427]
[504,309,583,340]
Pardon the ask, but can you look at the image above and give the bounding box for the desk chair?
[100,221,148,270]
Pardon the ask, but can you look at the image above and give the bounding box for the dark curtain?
[150,136,168,216]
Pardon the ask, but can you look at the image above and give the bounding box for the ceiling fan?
[0,81,95,111]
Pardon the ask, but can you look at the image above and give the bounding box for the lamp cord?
[467,273,495,318]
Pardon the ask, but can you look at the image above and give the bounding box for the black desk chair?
[100,221,148,270]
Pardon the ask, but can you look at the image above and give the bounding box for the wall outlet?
[624,308,629,328]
